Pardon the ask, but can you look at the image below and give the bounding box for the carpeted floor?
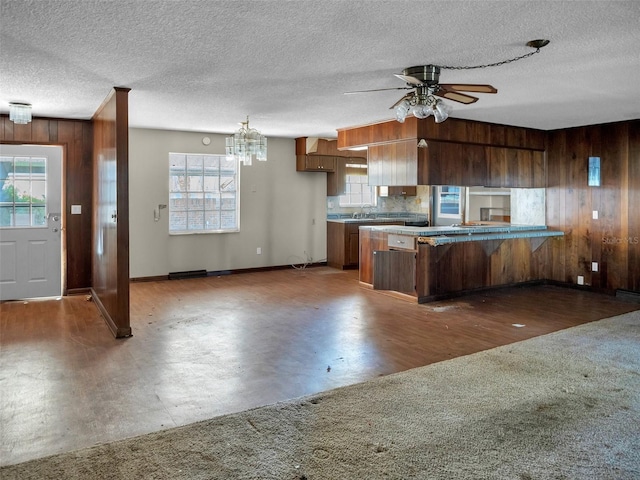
[2,310,639,479]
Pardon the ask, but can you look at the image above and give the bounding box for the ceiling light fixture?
[386,39,550,124]
[9,102,32,124]
[395,87,452,124]
[225,116,267,166]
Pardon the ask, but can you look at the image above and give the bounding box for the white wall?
[129,128,327,278]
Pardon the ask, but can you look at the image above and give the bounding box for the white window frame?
[168,153,240,234]
[0,154,48,228]
[338,163,377,207]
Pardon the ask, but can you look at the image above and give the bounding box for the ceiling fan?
[397,65,497,104]
[345,40,549,123]
[346,64,497,123]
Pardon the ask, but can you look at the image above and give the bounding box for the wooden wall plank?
[546,119,638,294]
[628,120,640,293]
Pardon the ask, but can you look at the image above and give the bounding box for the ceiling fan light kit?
[346,39,550,124]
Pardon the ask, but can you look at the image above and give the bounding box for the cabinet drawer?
[387,234,416,251]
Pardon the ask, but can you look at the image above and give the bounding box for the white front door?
[0,145,62,301]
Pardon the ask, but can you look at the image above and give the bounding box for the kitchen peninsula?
[359,223,564,302]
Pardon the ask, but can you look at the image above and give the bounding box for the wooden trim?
[66,287,92,296]
[90,288,132,338]
[130,275,170,283]
[130,262,329,283]
[417,280,546,303]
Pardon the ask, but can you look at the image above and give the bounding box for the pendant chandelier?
[225,116,267,166]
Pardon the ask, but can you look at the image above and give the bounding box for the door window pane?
[0,155,47,228]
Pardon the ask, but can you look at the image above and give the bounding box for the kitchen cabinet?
[379,186,417,196]
[367,139,544,188]
[373,250,416,294]
[296,154,336,172]
[326,156,367,196]
[327,220,403,269]
[367,141,417,186]
[359,226,559,302]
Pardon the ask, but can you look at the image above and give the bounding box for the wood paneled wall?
[0,116,93,292]
[91,88,131,337]
[337,116,546,150]
[546,120,640,294]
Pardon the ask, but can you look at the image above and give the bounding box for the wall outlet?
[592,261,598,272]
[577,275,584,285]
[256,247,262,255]
[592,210,598,220]
[71,205,82,215]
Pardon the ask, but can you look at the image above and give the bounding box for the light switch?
[592,262,598,272]
[592,210,598,220]
[71,205,82,215]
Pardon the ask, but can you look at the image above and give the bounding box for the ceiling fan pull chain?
[438,39,550,70]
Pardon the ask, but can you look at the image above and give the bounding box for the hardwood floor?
[1,266,638,466]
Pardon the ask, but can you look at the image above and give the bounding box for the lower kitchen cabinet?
[372,250,416,294]
[327,221,403,269]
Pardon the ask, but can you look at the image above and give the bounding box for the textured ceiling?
[1,0,639,139]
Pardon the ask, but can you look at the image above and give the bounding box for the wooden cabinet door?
[348,231,360,265]
[372,250,416,294]
[367,141,417,186]
[387,186,417,196]
[296,155,336,172]
[327,157,346,196]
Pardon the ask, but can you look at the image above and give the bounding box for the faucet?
[361,204,372,218]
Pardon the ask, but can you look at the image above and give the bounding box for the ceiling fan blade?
[344,86,413,95]
[393,74,423,86]
[439,83,497,94]
[434,89,479,104]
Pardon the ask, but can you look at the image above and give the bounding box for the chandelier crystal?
[9,102,32,124]
[225,116,267,166]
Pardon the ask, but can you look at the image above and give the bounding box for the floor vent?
[168,270,208,280]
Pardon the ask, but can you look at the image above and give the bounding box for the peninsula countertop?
[359,223,564,245]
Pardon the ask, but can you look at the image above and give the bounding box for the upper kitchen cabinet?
[367,140,417,186]
[337,117,546,188]
[296,137,337,171]
[421,141,546,188]
[296,137,366,173]
[298,154,336,172]
[295,137,366,195]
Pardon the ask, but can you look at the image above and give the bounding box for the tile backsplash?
[327,185,431,216]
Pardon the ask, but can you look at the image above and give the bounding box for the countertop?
[327,213,428,224]
[359,223,564,245]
